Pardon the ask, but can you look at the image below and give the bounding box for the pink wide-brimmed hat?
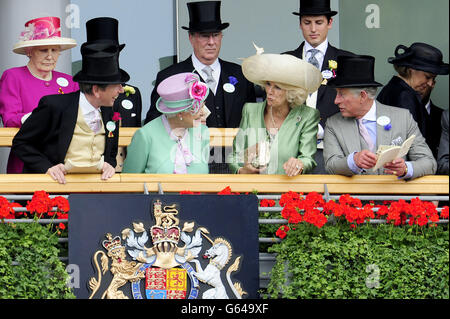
[13,17,77,55]
[156,73,209,114]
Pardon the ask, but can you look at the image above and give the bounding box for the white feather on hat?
[242,44,323,93]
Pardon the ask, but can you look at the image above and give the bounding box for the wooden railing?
[1,127,239,147]
[0,174,448,195]
[1,127,448,196]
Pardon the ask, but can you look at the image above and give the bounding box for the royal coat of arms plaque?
[68,194,259,299]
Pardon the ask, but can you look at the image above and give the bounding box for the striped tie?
[358,119,375,152]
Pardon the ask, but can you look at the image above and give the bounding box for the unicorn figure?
[191,237,245,299]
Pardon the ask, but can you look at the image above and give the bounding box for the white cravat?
[79,93,102,133]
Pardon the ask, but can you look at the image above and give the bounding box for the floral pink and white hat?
[13,17,77,55]
[156,72,209,114]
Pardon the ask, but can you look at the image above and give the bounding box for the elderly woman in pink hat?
[0,17,79,173]
[123,73,210,174]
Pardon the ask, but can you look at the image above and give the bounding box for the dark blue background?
[68,194,259,299]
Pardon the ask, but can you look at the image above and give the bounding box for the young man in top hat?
[323,55,436,180]
[84,17,142,127]
[284,0,355,174]
[144,1,256,173]
[12,43,128,184]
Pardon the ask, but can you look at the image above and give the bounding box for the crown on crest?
[102,233,123,251]
[151,225,181,245]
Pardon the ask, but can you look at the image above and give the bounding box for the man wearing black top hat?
[284,0,355,174]
[12,40,129,184]
[377,42,449,159]
[143,1,256,174]
[84,17,142,127]
[323,55,436,180]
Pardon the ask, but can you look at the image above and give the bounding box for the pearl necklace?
[27,65,52,81]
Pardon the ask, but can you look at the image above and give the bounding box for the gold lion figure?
[88,234,145,299]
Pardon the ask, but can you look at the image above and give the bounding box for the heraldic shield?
[84,198,252,299]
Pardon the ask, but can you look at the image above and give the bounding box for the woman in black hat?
[377,43,449,157]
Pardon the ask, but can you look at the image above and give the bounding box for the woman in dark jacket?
[377,43,448,157]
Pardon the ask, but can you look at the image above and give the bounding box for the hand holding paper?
[373,135,415,171]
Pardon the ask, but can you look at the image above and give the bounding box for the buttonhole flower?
[228,76,238,86]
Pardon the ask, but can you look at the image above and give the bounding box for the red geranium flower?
[441,206,449,219]
[276,225,290,239]
[260,199,276,207]
[51,196,70,213]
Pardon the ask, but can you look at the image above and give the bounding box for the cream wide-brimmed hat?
[13,17,77,55]
[242,44,323,93]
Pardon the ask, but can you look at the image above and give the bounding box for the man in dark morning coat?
[284,0,355,174]
[83,17,142,127]
[12,42,129,184]
[82,17,143,173]
[143,1,256,173]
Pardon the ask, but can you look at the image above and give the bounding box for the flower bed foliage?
[263,191,449,299]
[0,191,74,299]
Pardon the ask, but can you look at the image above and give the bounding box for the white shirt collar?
[191,53,221,78]
[424,100,431,115]
[79,92,100,116]
[304,39,329,57]
[362,100,377,121]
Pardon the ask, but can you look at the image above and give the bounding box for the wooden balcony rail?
[0,174,448,195]
[0,127,239,147]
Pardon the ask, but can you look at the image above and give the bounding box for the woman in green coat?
[228,47,323,176]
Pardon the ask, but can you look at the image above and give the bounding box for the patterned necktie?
[308,49,321,70]
[358,119,375,152]
[202,65,216,94]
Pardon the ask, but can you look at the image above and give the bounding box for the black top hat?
[182,1,229,33]
[73,43,129,84]
[388,42,449,76]
[84,17,125,51]
[293,0,337,17]
[327,55,382,88]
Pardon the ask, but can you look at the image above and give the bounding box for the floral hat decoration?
[156,72,209,115]
[13,17,77,55]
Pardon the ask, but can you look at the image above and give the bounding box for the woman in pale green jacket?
[228,47,323,176]
[123,72,210,174]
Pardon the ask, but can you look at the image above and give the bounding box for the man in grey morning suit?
[323,55,436,180]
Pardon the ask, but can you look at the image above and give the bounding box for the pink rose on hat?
[189,80,208,102]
